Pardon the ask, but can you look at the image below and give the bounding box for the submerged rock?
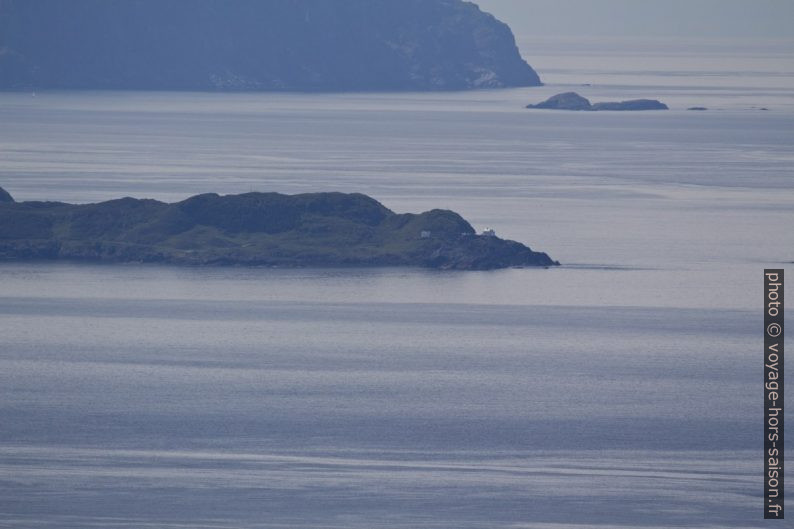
[0,190,558,270]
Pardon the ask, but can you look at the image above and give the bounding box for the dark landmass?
[688,107,708,111]
[527,92,668,111]
[0,0,541,92]
[0,187,13,203]
[525,92,592,110]
[590,99,668,111]
[0,188,558,270]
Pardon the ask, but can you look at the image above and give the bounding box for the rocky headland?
[0,0,541,92]
[0,188,558,270]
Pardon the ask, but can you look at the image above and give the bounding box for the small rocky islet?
[0,187,558,270]
[526,92,669,111]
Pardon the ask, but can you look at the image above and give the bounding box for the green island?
[0,188,558,270]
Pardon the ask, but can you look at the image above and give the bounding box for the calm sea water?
[0,37,792,528]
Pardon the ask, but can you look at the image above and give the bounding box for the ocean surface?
[1,37,792,528]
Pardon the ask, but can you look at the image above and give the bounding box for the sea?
[0,36,792,528]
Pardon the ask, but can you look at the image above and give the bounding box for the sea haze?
[0,37,792,528]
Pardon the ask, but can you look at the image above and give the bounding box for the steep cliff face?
[0,0,540,91]
[0,186,13,203]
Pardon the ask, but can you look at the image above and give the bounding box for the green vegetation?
[0,188,558,270]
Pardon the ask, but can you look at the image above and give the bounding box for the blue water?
[0,36,792,527]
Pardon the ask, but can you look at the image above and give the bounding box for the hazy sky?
[474,0,794,38]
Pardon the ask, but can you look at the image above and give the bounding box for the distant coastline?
[0,0,540,92]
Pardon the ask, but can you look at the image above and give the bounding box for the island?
[0,188,558,270]
[0,0,541,92]
[526,92,668,111]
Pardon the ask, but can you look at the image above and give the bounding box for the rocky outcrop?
[0,0,541,91]
[591,99,668,111]
[527,92,668,111]
[525,92,592,110]
[0,190,558,270]
[0,187,13,203]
